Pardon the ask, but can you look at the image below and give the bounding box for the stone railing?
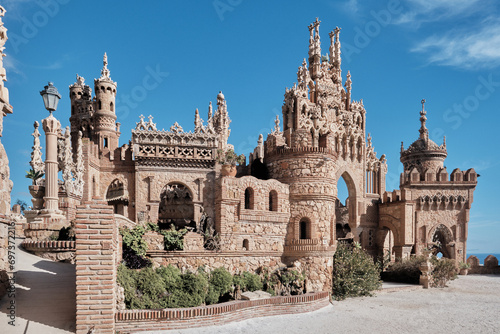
[115,292,329,332]
[22,239,75,252]
[268,146,337,158]
[467,255,500,274]
[284,239,334,255]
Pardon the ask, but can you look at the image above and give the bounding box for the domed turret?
[400,100,447,172]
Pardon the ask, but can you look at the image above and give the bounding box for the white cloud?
[344,0,359,14]
[395,0,482,26]
[411,19,500,69]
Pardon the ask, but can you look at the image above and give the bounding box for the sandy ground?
[154,275,500,334]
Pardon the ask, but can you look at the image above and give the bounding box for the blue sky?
[1,0,499,253]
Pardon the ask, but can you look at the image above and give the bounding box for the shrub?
[206,267,233,305]
[122,245,151,269]
[430,257,457,288]
[161,224,187,251]
[383,256,426,284]
[121,225,147,256]
[156,265,182,291]
[233,271,263,292]
[332,242,381,300]
[167,272,209,308]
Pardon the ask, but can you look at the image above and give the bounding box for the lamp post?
[40,82,62,214]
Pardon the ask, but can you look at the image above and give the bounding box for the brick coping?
[116,291,329,328]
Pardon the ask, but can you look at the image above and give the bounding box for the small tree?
[332,242,381,300]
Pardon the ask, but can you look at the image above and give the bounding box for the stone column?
[41,113,61,214]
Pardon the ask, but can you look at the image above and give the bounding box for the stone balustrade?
[22,239,75,252]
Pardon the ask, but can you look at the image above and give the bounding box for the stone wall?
[115,292,329,333]
[75,199,118,334]
[148,250,285,275]
[467,255,500,274]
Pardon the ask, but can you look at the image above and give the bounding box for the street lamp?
[39,82,61,113]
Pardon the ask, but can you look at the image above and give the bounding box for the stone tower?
[263,19,387,290]
[69,53,119,153]
[93,53,119,151]
[379,102,477,262]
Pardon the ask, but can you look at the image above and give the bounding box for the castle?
[23,18,478,292]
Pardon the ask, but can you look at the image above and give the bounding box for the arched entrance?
[158,183,194,229]
[106,179,128,215]
[335,171,357,242]
[429,224,454,259]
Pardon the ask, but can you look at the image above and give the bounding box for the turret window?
[244,188,254,210]
[98,100,102,110]
[104,137,108,148]
[299,218,311,239]
[110,102,114,112]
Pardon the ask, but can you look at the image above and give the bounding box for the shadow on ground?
[0,241,76,333]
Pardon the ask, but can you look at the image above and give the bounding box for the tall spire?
[100,52,111,80]
[345,70,352,110]
[419,99,428,141]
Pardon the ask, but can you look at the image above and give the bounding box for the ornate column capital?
[42,113,61,134]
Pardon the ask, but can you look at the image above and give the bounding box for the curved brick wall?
[115,291,329,333]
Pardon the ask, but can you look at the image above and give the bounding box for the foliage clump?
[120,226,151,269]
[260,267,306,296]
[216,148,245,166]
[233,271,263,292]
[332,242,382,300]
[382,256,427,284]
[430,256,457,288]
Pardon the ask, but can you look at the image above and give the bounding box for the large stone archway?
[158,182,195,229]
[334,169,359,241]
[428,223,455,259]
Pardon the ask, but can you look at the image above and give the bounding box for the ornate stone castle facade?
[25,19,477,291]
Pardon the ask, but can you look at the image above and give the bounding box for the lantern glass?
[40,82,61,112]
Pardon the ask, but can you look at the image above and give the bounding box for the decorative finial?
[100,52,111,80]
[419,99,428,140]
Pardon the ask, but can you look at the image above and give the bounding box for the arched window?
[269,190,278,211]
[299,218,310,240]
[98,100,102,110]
[110,102,114,112]
[243,239,249,250]
[244,188,254,210]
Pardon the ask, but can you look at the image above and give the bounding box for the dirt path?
[0,239,76,333]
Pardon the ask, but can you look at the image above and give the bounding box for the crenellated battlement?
[400,167,477,186]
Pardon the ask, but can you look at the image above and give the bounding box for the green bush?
[206,267,233,305]
[332,242,381,300]
[161,224,188,251]
[383,256,427,284]
[430,257,457,288]
[233,271,263,292]
[117,264,165,309]
[156,265,182,291]
[120,225,147,256]
[167,272,209,308]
